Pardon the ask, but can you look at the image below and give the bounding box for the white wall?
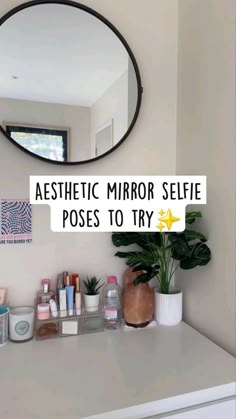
[90,71,128,156]
[176,0,236,355]
[0,0,178,306]
[0,97,91,161]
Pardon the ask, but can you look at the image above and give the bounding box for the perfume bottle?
[72,273,79,302]
[37,279,56,304]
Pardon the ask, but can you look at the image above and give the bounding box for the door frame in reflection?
[95,119,113,157]
[5,124,68,162]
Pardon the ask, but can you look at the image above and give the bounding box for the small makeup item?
[64,273,70,287]
[75,277,81,315]
[57,273,64,301]
[66,286,74,316]
[63,271,68,284]
[37,303,50,320]
[72,273,78,287]
[49,299,58,318]
[72,273,79,302]
[59,288,67,317]
[75,276,80,293]
[75,293,81,315]
[0,288,6,305]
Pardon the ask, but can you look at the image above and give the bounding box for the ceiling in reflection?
[0,4,129,106]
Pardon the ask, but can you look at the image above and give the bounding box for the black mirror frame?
[0,0,143,165]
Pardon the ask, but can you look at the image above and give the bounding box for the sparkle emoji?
[158,209,165,217]
[156,222,165,231]
[156,209,180,231]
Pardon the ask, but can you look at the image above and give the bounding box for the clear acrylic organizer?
[35,306,104,341]
[0,307,9,346]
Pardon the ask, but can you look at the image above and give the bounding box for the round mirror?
[0,0,142,164]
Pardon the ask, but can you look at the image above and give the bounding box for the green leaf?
[115,251,156,266]
[180,258,201,269]
[169,235,191,260]
[185,211,202,225]
[190,243,211,265]
[132,265,159,279]
[144,233,162,247]
[180,243,211,269]
[184,229,207,242]
[112,232,152,250]
[132,264,153,273]
[114,251,142,259]
[112,231,163,251]
[133,272,156,286]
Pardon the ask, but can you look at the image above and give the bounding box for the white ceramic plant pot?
[155,289,182,326]
[84,294,100,313]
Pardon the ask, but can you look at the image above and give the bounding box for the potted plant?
[83,276,104,313]
[112,212,211,326]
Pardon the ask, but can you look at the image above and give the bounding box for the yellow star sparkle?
[159,209,180,231]
[159,209,165,216]
[156,222,165,231]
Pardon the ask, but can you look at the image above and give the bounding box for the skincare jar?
[9,306,35,342]
[37,303,50,320]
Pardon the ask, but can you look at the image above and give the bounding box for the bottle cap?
[108,275,117,284]
[0,305,8,315]
[41,279,50,293]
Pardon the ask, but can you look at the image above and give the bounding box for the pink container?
[37,303,50,320]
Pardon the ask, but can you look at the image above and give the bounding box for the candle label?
[15,321,29,335]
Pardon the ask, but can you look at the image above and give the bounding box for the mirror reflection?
[0,3,141,163]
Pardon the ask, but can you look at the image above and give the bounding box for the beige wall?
[0,0,178,306]
[176,0,236,355]
[0,97,91,161]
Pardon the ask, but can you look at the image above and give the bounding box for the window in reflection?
[6,125,68,161]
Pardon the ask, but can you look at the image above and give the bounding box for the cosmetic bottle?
[72,273,79,302]
[62,271,68,282]
[75,277,81,315]
[49,299,58,318]
[64,274,70,287]
[103,276,122,330]
[57,273,64,301]
[37,279,56,304]
[59,288,67,317]
[66,286,74,316]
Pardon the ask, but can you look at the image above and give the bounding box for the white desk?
[0,322,235,419]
